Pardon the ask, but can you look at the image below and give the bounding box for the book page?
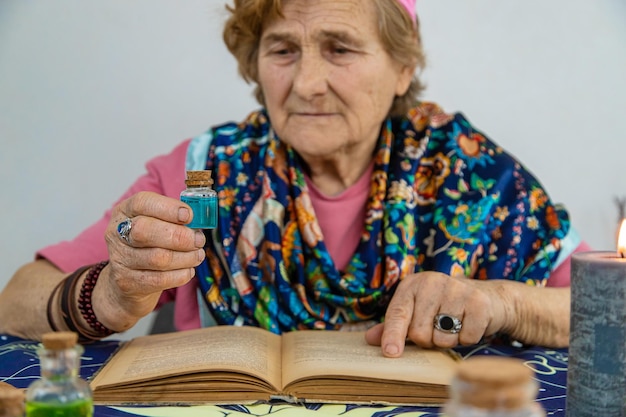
[281,330,457,387]
[91,326,282,390]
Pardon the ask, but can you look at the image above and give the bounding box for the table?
[0,334,567,416]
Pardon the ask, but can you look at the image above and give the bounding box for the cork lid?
[42,331,78,350]
[0,381,24,417]
[185,170,213,187]
[452,356,536,409]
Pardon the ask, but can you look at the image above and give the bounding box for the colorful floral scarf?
[192,102,574,334]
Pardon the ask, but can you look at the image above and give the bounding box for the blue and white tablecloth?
[0,334,567,417]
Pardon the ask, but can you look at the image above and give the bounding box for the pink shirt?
[38,140,583,331]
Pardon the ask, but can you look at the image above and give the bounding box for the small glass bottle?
[180,170,218,229]
[25,331,93,417]
[443,356,545,417]
[0,381,24,417]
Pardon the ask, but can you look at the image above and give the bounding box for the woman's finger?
[113,246,205,272]
[116,191,193,225]
[107,264,198,296]
[110,215,205,251]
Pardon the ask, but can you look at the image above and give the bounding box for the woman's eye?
[327,42,357,57]
[262,41,295,57]
[272,43,297,55]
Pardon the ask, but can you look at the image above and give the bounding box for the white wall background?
[1,0,625,339]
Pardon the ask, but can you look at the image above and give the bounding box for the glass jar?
[25,331,93,417]
[180,170,218,229]
[443,356,545,417]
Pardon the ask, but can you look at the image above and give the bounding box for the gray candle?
[567,248,626,417]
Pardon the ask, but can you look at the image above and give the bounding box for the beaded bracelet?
[77,261,114,337]
[51,262,114,342]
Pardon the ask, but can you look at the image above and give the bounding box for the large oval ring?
[117,218,133,244]
[433,314,462,334]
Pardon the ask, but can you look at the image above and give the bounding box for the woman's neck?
[299,143,377,196]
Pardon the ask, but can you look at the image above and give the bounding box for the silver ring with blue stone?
[434,314,462,334]
[117,217,133,244]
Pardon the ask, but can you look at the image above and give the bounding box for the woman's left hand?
[364,271,513,356]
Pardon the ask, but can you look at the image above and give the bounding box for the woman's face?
[257,0,414,163]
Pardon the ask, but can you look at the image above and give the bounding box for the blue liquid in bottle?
[181,170,218,229]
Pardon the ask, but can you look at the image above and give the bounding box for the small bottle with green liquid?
[180,170,218,229]
[25,331,93,417]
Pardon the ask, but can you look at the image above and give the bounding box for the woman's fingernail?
[384,343,399,356]
[197,249,206,262]
[194,231,205,248]
[178,207,190,222]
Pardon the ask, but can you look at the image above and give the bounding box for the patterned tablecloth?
[0,334,567,417]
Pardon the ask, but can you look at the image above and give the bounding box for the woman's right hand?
[96,191,206,332]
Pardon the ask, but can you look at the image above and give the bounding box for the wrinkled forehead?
[262,0,378,38]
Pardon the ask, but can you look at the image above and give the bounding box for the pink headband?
[396,0,416,19]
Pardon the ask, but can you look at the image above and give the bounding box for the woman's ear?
[395,62,416,96]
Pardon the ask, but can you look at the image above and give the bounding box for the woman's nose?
[292,51,328,99]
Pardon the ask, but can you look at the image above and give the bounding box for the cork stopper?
[41,331,79,350]
[0,381,24,417]
[452,356,537,410]
[185,170,213,188]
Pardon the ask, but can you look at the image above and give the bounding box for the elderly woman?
[0,0,584,354]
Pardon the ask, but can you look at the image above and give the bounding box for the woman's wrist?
[47,262,116,342]
[90,263,144,333]
[491,281,570,348]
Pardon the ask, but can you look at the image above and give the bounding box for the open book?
[90,325,459,406]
